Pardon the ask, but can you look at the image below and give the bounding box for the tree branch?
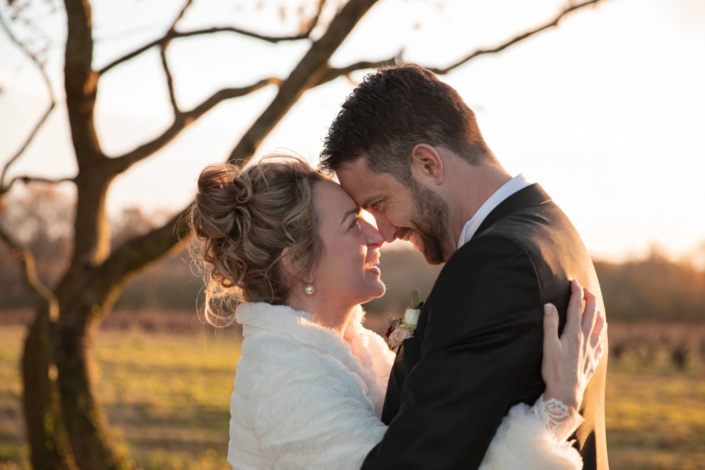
[302,0,327,38]
[160,45,180,116]
[0,11,57,193]
[102,0,332,173]
[0,176,75,197]
[92,206,192,300]
[427,0,603,75]
[108,77,282,174]
[316,55,402,86]
[0,105,56,190]
[98,0,328,77]
[159,0,194,117]
[170,0,193,29]
[0,225,58,320]
[63,0,104,169]
[313,0,603,84]
[228,0,379,162]
[99,0,326,76]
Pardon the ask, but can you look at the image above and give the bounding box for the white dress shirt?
[457,173,534,248]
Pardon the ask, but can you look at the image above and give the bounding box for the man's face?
[336,157,455,265]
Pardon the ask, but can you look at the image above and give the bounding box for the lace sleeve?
[531,394,585,442]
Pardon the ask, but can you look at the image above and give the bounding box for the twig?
[100,27,315,76]
[1,176,75,197]
[0,225,58,320]
[109,77,282,174]
[316,55,402,86]
[227,0,379,163]
[170,0,193,29]
[160,45,180,115]
[427,0,603,75]
[158,0,194,117]
[302,0,327,37]
[100,0,325,76]
[313,1,603,84]
[0,11,57,193]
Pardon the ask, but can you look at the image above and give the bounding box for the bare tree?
[0,0,603,468]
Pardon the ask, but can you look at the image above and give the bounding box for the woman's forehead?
[315,180,358,214]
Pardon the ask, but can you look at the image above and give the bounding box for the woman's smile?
[364,251,381,274]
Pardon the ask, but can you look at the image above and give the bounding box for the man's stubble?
[404,181,456,266]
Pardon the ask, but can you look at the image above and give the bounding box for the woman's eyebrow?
[340,207,360,225]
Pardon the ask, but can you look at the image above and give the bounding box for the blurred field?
[1,322,704,470]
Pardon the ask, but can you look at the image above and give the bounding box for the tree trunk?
[52,178,129,470]
[54,303,126,470]
[22,308,75,470]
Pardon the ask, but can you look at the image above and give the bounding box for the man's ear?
[410,144,444,186]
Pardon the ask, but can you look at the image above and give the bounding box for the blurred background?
[1,0,704,469]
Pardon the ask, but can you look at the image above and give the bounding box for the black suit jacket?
[362,184,609,470]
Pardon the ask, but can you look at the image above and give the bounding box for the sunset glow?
[1,0,704,262]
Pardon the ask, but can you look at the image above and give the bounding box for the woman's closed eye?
[349,215,361,232]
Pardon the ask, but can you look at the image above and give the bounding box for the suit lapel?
[474,183,552,239]
[413,184,551,348]
[384,184,556,424]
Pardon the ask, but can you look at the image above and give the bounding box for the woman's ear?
[280,247,308,284]
[410,144,444,186]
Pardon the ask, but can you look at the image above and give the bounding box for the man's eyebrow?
[340,207,360,225]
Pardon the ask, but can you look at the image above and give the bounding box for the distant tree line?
[2,186,704,322]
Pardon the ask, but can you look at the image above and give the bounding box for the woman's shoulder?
[234,302,365,380]
[235,328,379,418]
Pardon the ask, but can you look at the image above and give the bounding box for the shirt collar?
[457,173,534,248]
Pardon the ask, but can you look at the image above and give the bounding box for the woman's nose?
[361,219,384,247]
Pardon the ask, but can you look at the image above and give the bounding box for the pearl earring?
[304,283,315,295]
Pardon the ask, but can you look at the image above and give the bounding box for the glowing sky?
[1,0,704,261]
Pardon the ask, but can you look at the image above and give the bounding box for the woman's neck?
[285,292,356,336]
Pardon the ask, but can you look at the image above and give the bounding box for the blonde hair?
[190,156,329,326]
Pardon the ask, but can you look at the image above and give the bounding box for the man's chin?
[418,235,451,265]
[422,250,446,266]
[409,232,425,253]
[403,230,449,265]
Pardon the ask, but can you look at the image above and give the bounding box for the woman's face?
[310,180,386,305]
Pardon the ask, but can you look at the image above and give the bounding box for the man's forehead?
[336,156,370,178]
[336,161,386,207]
[336,160,367,188]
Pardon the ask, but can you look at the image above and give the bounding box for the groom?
[319,64,608,469]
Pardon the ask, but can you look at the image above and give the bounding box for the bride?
[190,156,605,470]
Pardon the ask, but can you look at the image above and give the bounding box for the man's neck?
[447,160,512,244]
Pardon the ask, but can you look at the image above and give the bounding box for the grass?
[0,326,240,470]
[1,325,704,469]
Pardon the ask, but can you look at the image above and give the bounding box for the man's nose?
[361,220,385,247]
[373,213,397,243]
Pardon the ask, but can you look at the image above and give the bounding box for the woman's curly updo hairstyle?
[190,156,329,325]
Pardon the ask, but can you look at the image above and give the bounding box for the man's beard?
[402,182,455,265]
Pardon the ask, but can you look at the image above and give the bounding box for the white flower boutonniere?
[385,290,423,350]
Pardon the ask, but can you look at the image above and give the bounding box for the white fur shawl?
[227,302,582,470]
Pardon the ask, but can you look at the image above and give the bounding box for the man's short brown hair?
[319,64,492,181]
